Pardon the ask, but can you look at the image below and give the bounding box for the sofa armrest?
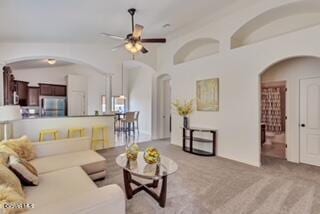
[28,184,126,214]
[33,137,92,158]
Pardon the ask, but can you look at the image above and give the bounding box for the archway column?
[0,61,6,106]
[105,74,113,113]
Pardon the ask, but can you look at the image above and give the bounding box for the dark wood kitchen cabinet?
[53,85,67,96]
[39,83,66,97]
[14,80,29,106]
[28,87,40,106]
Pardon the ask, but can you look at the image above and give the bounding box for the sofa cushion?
[30,150,105,175]
[24,167,96,209]
[27,185,125,214]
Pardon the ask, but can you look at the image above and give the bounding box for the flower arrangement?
[144,147,161,164]
[172,99,194,116]
[126,143,140,161]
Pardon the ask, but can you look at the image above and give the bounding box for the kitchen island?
[12,115,115,147]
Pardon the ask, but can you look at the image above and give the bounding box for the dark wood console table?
[182,127,216,156]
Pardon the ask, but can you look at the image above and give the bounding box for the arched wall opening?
[125,60,156,139]
[173,38,219,65]
[231,1,320,49]
[2,56,112,115]
[259,56,320,166]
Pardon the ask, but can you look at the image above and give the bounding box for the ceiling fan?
[101,8,166,54]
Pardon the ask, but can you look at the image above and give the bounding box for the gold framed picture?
[196,78,219,111]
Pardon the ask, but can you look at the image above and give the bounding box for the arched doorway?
[156,74,171,139]
[2,56,112,115]
[259,56,320,166]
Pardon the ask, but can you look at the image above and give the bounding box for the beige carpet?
[96,139,320,214]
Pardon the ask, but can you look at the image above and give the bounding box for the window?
[112,96,126,112]
[101,95,107,113]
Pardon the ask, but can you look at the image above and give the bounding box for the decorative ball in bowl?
[126,143,140,161]
[144,147,160,164]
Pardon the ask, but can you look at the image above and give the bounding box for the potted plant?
[172,99,194,128]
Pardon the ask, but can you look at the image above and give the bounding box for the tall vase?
[183,116,189,128]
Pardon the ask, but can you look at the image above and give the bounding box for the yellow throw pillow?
[0,164,24,197]
[0,185,26,214]
[1,136,36,161]
[8,156,39,186]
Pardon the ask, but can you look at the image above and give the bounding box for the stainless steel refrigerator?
[40,96,67,117]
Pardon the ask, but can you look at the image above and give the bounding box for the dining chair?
[134,111,140,134]
[121,112,136,135]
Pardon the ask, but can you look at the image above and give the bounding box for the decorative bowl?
[144,147,160,164]
[126,143,140,161]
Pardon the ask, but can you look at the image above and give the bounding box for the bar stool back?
[92,126,110,150]
[39,129,60,142]
[68,128,86,138]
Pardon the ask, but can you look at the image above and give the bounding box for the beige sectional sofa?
[23,137,125,214]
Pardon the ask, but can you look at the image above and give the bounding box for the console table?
[182,127,216,156]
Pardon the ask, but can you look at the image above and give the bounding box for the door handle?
[301,124,306,127]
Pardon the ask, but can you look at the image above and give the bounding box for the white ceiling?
[8,59,74,70]
[0,0,250,43]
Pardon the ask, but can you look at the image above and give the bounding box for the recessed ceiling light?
[47,59,56,65]
[162,24,171,28]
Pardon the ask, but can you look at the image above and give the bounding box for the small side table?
[182,127,216,156]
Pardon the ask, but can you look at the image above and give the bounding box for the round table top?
[116,152,178,179]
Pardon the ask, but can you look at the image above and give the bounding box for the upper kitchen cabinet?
[39,83,67,97]
[28,87,40,106]
[14,80,29,106]
[53,85,67,96]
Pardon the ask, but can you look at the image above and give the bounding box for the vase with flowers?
[172,99,194,128]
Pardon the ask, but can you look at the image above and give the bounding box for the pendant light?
[119,63,126,99]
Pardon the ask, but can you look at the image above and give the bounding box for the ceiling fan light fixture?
[125,42,133,50]
[135,42,143,51]
[125,42,143,54]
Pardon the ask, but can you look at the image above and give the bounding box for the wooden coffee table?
[116,152,178,207]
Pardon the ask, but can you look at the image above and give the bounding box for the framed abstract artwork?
[196,78,219,111]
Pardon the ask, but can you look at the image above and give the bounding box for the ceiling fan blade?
[141,38,166,43]
[111,43,125,51]
[101,33,125,40]
[141,46,149,54]
[133,24,144,39]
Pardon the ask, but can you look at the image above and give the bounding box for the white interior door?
[69,91,86,116]
[163,79,171,138]
[300,77,320,166]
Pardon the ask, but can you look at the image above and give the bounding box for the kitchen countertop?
[22,114,115,119]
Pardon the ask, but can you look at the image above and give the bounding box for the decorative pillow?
[0,185,26,214]
[1,136,36,161]
[0,164,24,197]
[0,145,18,157]
[0,152,10,166]
[8,156,39,186]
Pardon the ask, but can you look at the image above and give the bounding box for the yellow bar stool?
[91,126,110,150]
[68,128,86,138]
[39,129,60,142]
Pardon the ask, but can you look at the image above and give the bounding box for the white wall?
[262,57,320,160]
[156,0,320,167]
[128,66,153,135]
